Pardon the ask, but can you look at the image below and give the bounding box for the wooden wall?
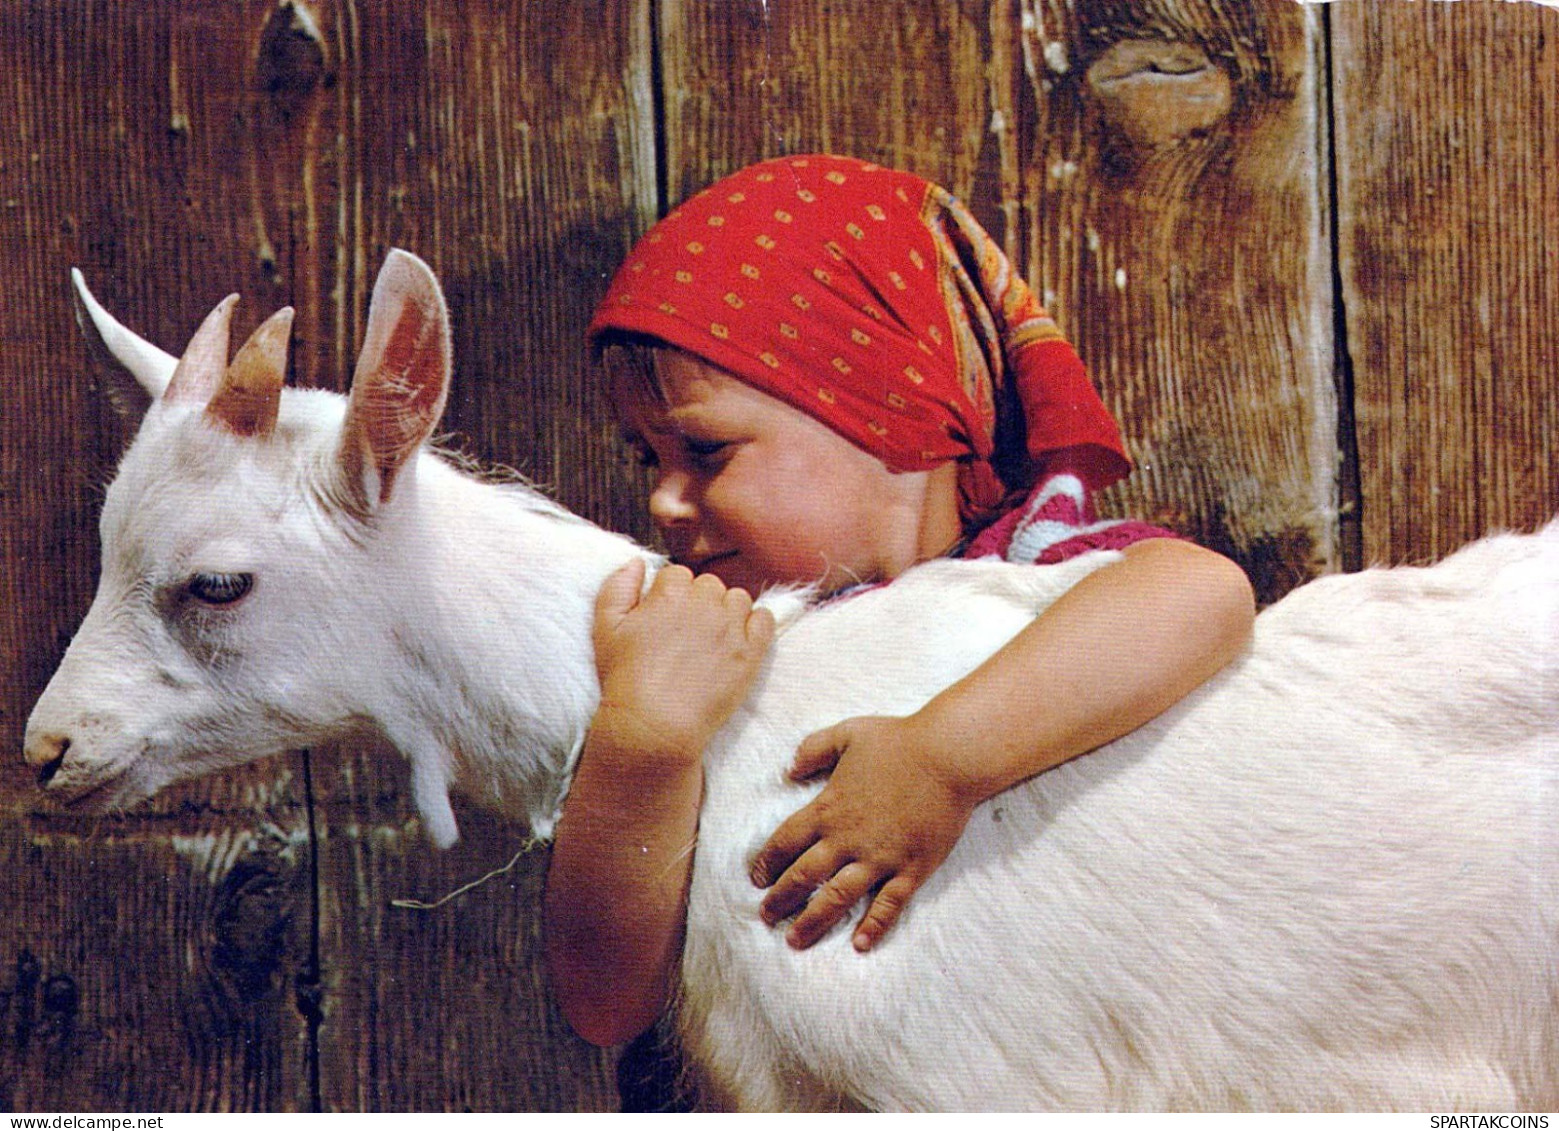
[2,0,1554,1112]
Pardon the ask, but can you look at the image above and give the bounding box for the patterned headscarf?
[587,154,1129,524]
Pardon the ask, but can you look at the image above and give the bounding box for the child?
[545,155,1255,1049]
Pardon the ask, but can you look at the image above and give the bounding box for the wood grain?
[1020,0,1335,601]
[309,792,617,1110]
[1331,0,1559,565]
[659,0,1011,231]
[0,802,314,1111]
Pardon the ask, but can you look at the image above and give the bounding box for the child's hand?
[592,559,776,764]
[747,714,978,952]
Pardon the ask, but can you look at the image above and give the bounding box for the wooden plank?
[603,4,1034,1106]
[612,2,1326,1106]
[0,801,315,1111]
[1019,0,1335,601]
[2,0,642,1110]
[659,0,1011,229]
[285,0,652,1110]
[0,0,325,1109]
[1331,0,1559,566]
[307,793,618,1110]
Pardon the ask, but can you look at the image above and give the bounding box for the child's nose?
[648,470,697,527]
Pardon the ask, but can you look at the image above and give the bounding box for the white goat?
[25,249,1559,1111]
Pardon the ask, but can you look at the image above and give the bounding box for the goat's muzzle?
[24,730,70,788]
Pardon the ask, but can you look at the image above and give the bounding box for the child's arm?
[748,537,1255,951]
[545,559,774,1047]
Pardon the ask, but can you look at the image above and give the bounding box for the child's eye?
[684,438,731,467]
[624,439,658,468]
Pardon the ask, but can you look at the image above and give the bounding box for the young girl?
[545,155,1255,1049]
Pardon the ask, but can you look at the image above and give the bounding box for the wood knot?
[210,848,298,1005]
[256,1,328,118]
[1085,39,1232,149]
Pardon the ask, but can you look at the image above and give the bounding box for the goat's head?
[24,249,452,819]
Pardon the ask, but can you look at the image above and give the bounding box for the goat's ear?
[336,249,451,512]
[71,269,180,418]
[164,294,240,407]
[206,307,293,438]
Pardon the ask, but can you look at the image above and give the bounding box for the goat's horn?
[70,268,179,401]
[164,294,239,406]
[207,307,293,438]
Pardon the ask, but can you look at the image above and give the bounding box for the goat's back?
[682,525,1559,1110]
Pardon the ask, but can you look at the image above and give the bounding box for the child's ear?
[335,249,452,514]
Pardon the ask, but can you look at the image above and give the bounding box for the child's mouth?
[679,549,739,574]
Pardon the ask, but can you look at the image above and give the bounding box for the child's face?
[612,351,959,594]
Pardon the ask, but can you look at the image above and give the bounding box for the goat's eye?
[187,572,253,605]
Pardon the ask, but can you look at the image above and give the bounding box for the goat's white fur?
[26,251,1558,1110]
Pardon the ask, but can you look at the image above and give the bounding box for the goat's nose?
[24,731,70,786]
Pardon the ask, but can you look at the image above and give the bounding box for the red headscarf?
[587,154,1129,525]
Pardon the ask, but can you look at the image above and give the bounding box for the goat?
[24,249,1559,1111]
